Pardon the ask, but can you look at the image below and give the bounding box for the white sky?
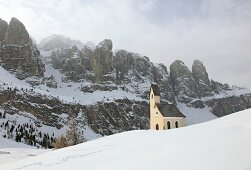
[0,0,251,89]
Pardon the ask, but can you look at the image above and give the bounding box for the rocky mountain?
[170,60,198,103]
[4,17,30,46]
[0,17,44,79]
[192,59,212,97]
[46,38,251,116]
[0,18,8,42]
[0,17,250,147]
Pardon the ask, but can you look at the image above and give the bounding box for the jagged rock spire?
[170,60,198,102]
[0,18,8,42]
[4,17,30,46]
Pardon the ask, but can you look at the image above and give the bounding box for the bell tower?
[150,84,160,129]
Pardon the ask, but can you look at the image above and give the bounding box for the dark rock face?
[91,39,113,81]
[114,50,131,83]
[192,60,212,97]
[150,63,175,104]
[114,50,175,103]
[170,60,198,102]
[51,46,84,81]
[0,89,149,136]
[114,50,152,82]
[206,95,251,117]
[0,18,8,42]
[210,80,230,93]
[80,46,93,71]
[190,100,205,108]
[0,17,44,78]
[0,45,44,78]
[4,17,30,46]
[85,99,149,135]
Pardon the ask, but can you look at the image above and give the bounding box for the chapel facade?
[150,84,186,130]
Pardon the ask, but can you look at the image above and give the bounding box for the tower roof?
[156,103,186,118]
[151,84,160,96]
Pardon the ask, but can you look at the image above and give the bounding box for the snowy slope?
[0,135,49,164]
[0,65,144,105]
[1,108,251,170]
[0,134,35,149]
[177,102,218,124]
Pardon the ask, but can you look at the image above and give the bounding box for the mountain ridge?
[0,17,250,147]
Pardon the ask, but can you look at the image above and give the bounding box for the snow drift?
[1,108,251,170]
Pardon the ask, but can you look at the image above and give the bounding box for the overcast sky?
[0,0,251,89]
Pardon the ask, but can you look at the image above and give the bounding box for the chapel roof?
[156,103,186,118]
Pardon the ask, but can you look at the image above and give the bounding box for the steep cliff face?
[192,60,212,97]
[4,17,30,46]
[0,89,149,136]
[206,94,251,117]
[0,18,8,42]
[0,17,44,78]
[0,45,44,78]
[114,50,175,103]
[91,39,113,81]
[170,60,198,103]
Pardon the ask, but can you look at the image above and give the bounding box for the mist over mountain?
[38,34,95,51]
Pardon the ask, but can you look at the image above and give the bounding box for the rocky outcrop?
[0,17,44,78]
[91,39,113,81]
[4,17,30,46]
[0,89,149,136]
[84,99,149,135]
[114,50,152,82]
[80,46,93,71]
[113,50,175,103]
[170,60,198,103]
[0,45,44,78]
[192,60,212,97]
[0,18,8,42]
[206,94,251,117]
[114,50,131,83]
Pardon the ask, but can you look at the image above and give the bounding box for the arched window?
[156,124,159,130]
[175,121,178,128]
[156,112,158,115]
[151,94,153,99]
[167,121,171,129]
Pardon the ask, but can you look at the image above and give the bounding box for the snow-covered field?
[0,135,49,164]
[1,108,251,170]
